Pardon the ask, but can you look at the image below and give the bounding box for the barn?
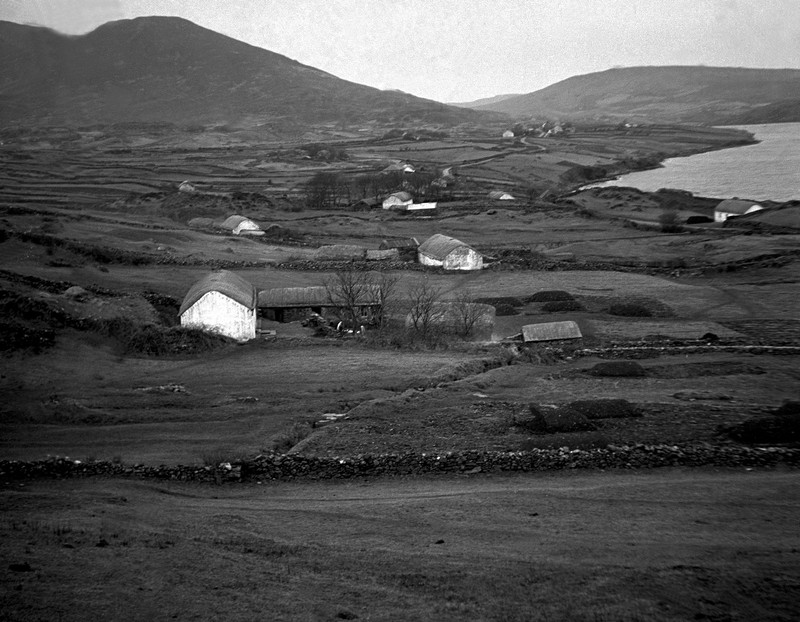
[382,192,414,209]
[714,199,764,222]
[221,214,264,235]
[417,234,483,270]
[258,286,382,325]
[522,321,582,343]
[179,270,257,341]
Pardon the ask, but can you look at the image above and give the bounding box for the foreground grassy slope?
[2,470,798,621]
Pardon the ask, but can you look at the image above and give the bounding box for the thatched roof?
[522,321,582,342]
[386,191,412,202]
[380,236,419,250]
[258,286,381,308]
[179,270,256,315]
[418,234,476,261]
[715,199,762,215]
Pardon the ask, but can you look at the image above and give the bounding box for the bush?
[528,290,574,302]
[588,361,647,377]
[271,421,314,453]
[515,404,596,434]
[541,300,583,313]
[659,209,683,233]
[564,399,641,419]
[608,303,652,317]
[721,411,800,445]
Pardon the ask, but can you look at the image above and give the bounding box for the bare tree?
[372,270,400,329]
[406,277,445,340]
[451,290,487,337]
[324,266,373,331]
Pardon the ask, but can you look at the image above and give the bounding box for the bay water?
[589,122,800,201]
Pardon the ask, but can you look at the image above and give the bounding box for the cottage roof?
[380,236,419,250]
[522,321,582,342]
[221,215,249,229]
[258,286,381,308]
[488,190,515,200]
[179,270,257,315]
[418,234,476,261]
[715,199,762,215]
[386,191,413,202]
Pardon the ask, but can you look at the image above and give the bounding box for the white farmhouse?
[417,234,483,270]
[714,199,764,223]
[221,214,263,235]
[179,270,257,341]
[502,130,515,139]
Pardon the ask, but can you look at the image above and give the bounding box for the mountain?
[0,17,483,129]
[449,93,522,109]
[467,66,800,124]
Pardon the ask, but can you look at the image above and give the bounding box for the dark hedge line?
[2,443,797,483]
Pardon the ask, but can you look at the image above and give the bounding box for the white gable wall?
[180,291,256,341]
[419,247,483,270]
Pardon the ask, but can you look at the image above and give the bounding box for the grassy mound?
[607,302,653,317]
[721,411,800,445]
[588,361,647,377]
[564,399,641,419]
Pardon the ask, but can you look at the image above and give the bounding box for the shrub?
[541,300,583,313]
[608,303,652,317]
[564,399,641,419]
[515,404,596,433]
[271,421,314,453]
[528,290,574,302]
[588,361,647,377]
[720,411,800,445]
[659,209,683,233]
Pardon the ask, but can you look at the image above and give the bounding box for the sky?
[2,0,799,103]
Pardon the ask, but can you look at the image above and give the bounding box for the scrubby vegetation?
[528,290,575,302]
[607,302,653,317]
[541,300,583,313]
[588,361,647,377]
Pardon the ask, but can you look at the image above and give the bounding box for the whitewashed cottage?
[179,271,257,341]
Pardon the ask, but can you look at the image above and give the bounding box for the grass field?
[2,469,798,621]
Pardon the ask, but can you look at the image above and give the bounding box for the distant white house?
[382,191,414,209]
[383,162,416,174]
[178,180,197,194]
[418,234,483,270]
[179,270,257,341]
[714,199,764,223]
[502,130,515,139]
[488,190,516,201]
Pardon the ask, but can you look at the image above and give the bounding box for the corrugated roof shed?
[715,199,762,215]
[179,270,257,315]
[418,234,475,261]
[221,215,248,229]
[522,321,582,342]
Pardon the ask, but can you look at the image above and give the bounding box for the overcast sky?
[3,0,799,102]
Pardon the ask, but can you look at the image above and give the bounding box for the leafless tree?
[406,277,445,340]
[372,270,400,329]
[451,290,486,337]
[324,266,373,331]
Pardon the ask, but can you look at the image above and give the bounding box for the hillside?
[449,93,522,109]
[0,17,483,129]
[468,66,800,124]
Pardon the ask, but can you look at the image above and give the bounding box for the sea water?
[589,122,800,201]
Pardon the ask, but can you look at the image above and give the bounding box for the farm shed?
[502,130,515,139]
[382,192,414,210]
[258,286,382,324]
[179,270,257,341]
[380,237,419,261]
[488,191,516,201]
[714,199,764,223]
[178,180,197,194]
[418,234,483,270]
[383,162,416,174]
[221,215,263,235]
[522,321,582,343]
[407,202,437,211]
[406,302,495,340]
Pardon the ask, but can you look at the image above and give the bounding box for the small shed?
[714,199,764,223]
[489,191,516,201]
[258,286,381,324]
[418,234,483,270]
[502,130,515,139]
[382,192,414,210]
[179,270,257,341]
[178,180,197,194]
[383,162,416,174]
[522,321,582,343]
[220,215,263,235]
[380,237,419,261]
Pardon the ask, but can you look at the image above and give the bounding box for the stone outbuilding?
[258,286,382,325]
[179,270,257,341]
[220,215,263,235]
[714,199,764,223]
[417,234,483,270]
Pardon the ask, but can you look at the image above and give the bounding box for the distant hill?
[721,99,800,125]
[449,93,522,109]
[467,66,800,124]
[0,17,483,129]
